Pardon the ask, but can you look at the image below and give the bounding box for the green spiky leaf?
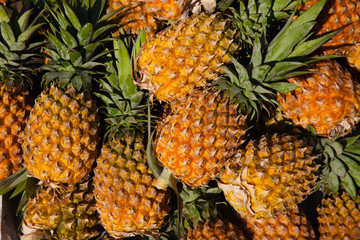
[341,173,357,201]
[327,171,339,194]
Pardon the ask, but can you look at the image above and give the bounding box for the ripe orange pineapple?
[242,207,316,239]
[94,37,170,238]
[155,88,247,187]
[277,59,360,137]
[218,133,319,219]
[23,85,100,184]
[107,0,189,35]
[0,4,42,180]
[317,192,360,240]
[21,180,101,240]
[22,0,115,184]
[184,218,246,240]
[154,0,333,188]
[298,0,360,69]
[136,12,239,102]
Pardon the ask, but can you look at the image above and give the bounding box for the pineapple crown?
[314,133,360,201]
[41,0,122,92]
[218,0,338,121]
[219,0,304,46]
[167,184,232,238]
[0,1,44,87]
[95,31,148,137]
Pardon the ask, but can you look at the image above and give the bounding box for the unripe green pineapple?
[218,133,319,218]
[21,180,101,240]
[318,192,360,240]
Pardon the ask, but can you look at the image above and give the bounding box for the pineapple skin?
[184,218,246,240]
[155,89,247,187]
[299,0,360,68]
[218,133,319,219]
[21,180,101,240]
[0,83,31,180]
[136,13,239,102]
[242,207,316,240]
[318,192,360,240]
[107,0,188,35]
[277,59,360,138]
[94,132,170,238]
[22,84,100,184]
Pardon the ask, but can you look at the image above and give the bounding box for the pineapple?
[135,0,311,103]
[0,3,43,180]
[184,218,246,240]
[22,0,115,184]
[155,87,247,187]
[154,0,334,188]
[317,192,360,240]
[242,206,316,239]
[21,180,101,240]
[136,12,239,102]
[298,0,360,70]
[93,36,170,238]
[107,0,189,35]
[218,133,319,219]
[277,59,360,138]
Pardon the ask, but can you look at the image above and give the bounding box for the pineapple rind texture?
[0,84,31,180]
[219,133,319,218]
[318,192,360,240]
[155,89,247,187]
[136,13,239,102]
[21,180,101,240]
[277,59,360,138]
[94,133,170,238]
[299,0,360,68]
[299,0,360,54]
[243,207,316,240]
[107,0,188,35]
[22,84,100,184]
[184,218,246,240]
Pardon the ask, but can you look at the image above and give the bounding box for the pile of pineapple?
[1,0,360,239]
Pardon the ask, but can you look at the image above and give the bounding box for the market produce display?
[0,0,360,239]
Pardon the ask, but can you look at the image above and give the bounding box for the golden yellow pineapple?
[107,0,189,35]
[0,84,31,180]
[22,85,100,184]
[21,180,101,240]
[94,132,170,238]
[184,218,246,240]
[317,192,360,240]
[155,88,247,187]
[136,12,239,102]
[154,0,334,188]
[21,0,115,184]
[242,207,316,239]
[277,59,360,138]
[218,133,319,219]
[94,37,170,238]
[298,0,360,69]
[0,3,42,180]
